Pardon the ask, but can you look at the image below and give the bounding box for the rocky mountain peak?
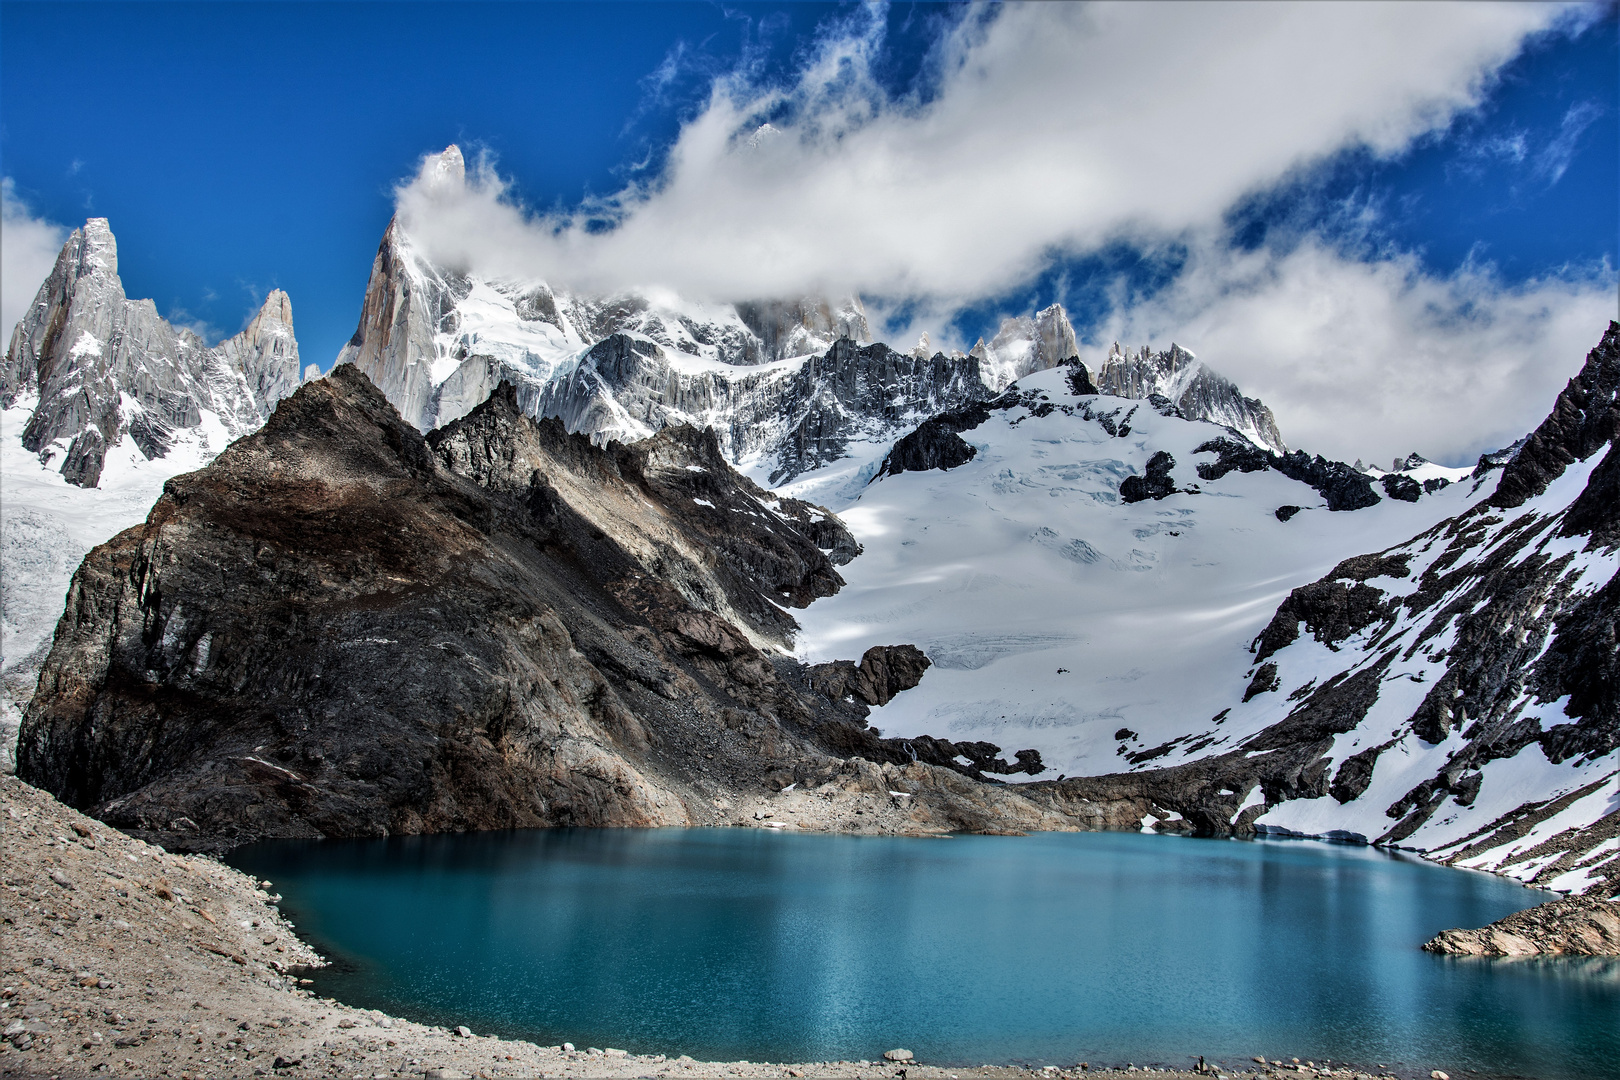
[0,218,303,487]
[424,144,467,190]
[970,304,1080,390]
[1098,340,1286,454]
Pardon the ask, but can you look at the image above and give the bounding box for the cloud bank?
[2,179,67,346]
[393,0,1613,463]
[1096,236,1616,465]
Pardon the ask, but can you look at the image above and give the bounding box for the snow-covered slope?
[791,364,1474,776]
[792,327,1618,897]
[1,222,305,768]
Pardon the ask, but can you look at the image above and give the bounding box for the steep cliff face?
[1097,342,1286,454]
[16,365,1076,850]
[1,219,301,487]
[1044,323,1620,897]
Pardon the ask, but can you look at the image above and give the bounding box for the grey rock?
[1,218,301,488]
[1098,342,1286,453]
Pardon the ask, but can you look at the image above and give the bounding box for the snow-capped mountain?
[795,327,1618,895]
[339,145,1291,493]
[1225,323,1620,895]
[1097,342,1287,454]
[338,146,873,435]
[969,304,1079,390]
[2,218,301,487]
[1,219,305,768]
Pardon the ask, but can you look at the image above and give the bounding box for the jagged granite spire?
[971,304,1079,390]
[1098,341,1286,453]
[1,219,302,487]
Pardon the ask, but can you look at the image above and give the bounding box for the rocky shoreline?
[2,775,1525,1080]
[1423,894,1620,956]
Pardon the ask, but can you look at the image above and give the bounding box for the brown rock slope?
[17,365,1082,851]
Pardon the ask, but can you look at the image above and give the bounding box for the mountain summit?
[1,219,302,487]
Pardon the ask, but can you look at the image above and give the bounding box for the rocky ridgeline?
[341,145,1293,490]
[1097,342,1286,454]
[0,218,303,487]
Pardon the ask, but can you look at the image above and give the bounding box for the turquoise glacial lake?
[227,828,1619,1077]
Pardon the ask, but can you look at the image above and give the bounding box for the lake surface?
[228,829,1620,1077]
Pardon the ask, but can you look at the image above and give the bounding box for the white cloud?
[390,1,1608,465]
[395,1,1571,306]
[1093,235,1617,466]
[1,179,68,346]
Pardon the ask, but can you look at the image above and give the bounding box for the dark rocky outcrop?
[875,399,999,478]
[1120,451,1178,503]
[1193,436,1384,511]
[1270,451,1381,511]
[16,367,1082,852]
[808,645,932,707]
[1380,473,1421,502]
[1491,322,1620,509]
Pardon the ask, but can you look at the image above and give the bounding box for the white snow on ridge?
[792,366,1494,778]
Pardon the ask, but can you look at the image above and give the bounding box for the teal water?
[227,829,1619,1077]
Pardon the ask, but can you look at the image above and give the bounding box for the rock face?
[339,148,1290,494]
[536,335,990,486]
[969,304,1080,390]
[1424,895,1620,956]
[1042,322,1620,898]
[1,219,302,487]
[1098,342,1286,454]
[16,366,1074,850]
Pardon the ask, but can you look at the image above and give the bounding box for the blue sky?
[2,2,1616,462]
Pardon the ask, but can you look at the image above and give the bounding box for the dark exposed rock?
[875,397,1002,479]
[1243,662,1280,702]
[18,366,1089,852]
[1423,476,1451,494]
[1491,321,1620,508]
[1252,576,1398,664]
[1119,451,1177,503]
[1065,361,1098,396]
[808,645,932,707]
[1380,473,1421,502]
[1194,437,1271,481]
[1193,436,1389,512]
[1270,451,1381,511]
[1559,437,1620,549]
[1274,505,1302,522]
[13,372,793,844]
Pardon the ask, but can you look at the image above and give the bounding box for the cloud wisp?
[1,179,68,346]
